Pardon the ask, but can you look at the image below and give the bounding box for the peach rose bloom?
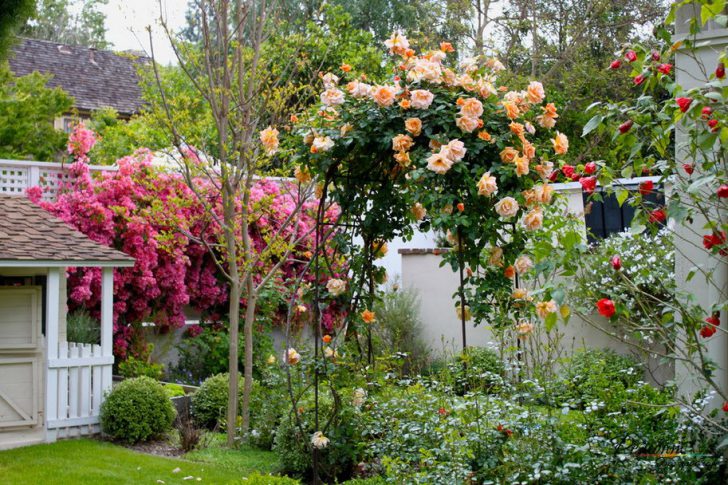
[459,97,484,118]
[500,147,519,163]
[392,134,414,152]
[502,100,520,119]
[259,126,279,155]
[311,136,335,153]
[326,278,347,296]
[526,81,545,104]
[410,89,435,109]
[478,130,492,141]
[426,151,454,174]
[515,156,529,177]
[347,80,372,98]
[411,202,426,220]
[509,122,525,138]
[456,116,479,133]
[535,183,554,204]
[489,247,504,267]
[514,255,533,274]
[405,117,422,137]
[512,288,528,300]
[321,72,339,88]
[523,207,543,231]
[504,265,515,278]
[536,300,557,320]
[521,139,536,160]
[371,85,397,107]
[285,348,301,365]
[535,160,555,180]
[320,87,345,106]
[393,151,411,167]
[522,189,539,207]
[537,103,559,128]
[495,196,519,218]
[429,139,442,151]
[455,303,472,321]
[516,321,535,338]
[444,139,467,161]
[485,57,505,71]
[442,68,457,85]
[384,31,410,55]
[294,165,312,184]
[525,122,536,135]
[552,132,569,155]
[477,171,498,197]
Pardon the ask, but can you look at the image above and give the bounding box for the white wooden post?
[100,268,114,396]
[45,267,61,441]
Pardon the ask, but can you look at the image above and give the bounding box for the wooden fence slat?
[79,344,91,417]
[92,344,102,415]
[68,344,80,419]
[57,342,69,420]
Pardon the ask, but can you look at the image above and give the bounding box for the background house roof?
[8,37,147,117]
[0,195,135,267]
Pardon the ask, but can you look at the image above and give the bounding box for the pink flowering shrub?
[29,147,342,358]
[67,122,97,161]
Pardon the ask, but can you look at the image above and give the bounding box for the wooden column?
[100,267,114,395]
[45,267,61,441]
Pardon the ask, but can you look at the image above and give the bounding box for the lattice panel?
[0,167,29,195]
[38,169,72,201]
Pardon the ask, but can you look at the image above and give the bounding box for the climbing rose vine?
[290,32,570,330]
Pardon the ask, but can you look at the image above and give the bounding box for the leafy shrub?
[118,354,164,381]
[372,285,431,374]
[66,309,100,344]
[100,376,176,443]
[446,346,505,394]
[233,473,300,484]
[191,373,243,429]
[552,348,641,409]
[164,383,186,398]
[249,380,286,450]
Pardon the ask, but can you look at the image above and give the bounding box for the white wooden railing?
[0,159,116,201]
[46,341,113,438]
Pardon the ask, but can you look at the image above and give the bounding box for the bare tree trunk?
[241,272,256,432]
[225,197,241,448]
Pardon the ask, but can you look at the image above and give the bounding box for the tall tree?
[20,0,108,48]
[0,0,34,58]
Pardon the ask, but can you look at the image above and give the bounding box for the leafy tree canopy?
[20,0,108,48]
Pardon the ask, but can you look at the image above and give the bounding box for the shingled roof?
[0,195,135,267]
[8,37,147,116]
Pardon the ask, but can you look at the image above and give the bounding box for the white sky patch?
[102,0,188,65]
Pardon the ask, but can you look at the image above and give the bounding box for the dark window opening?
[584,186,664,243]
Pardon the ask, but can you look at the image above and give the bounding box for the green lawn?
[0,438,283,485]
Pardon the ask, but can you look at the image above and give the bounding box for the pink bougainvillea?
[28,146,343,358]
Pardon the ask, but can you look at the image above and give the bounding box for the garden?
[2,0,728,483]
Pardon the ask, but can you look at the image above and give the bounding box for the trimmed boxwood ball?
[100,376,176,444]
[191,373,243,429]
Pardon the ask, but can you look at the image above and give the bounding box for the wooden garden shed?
[0,194,134,449]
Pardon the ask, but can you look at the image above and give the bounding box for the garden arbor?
[0,194,133,449]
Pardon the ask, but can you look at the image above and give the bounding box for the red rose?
[649,208,666,224]
[496,424,504,432]
[634,74,645,85]
[609,59,622,69]
[570,172,582,182]
[549,171,559,182]
[700,325,717,338]
[683,163,694,175]
[676,97,693,113]
[610,255,622,270]
[717,185,728,198]
[708,119,719,132]
[584,162,597,174]
[703,231,727,253]
[717,62,726,79]
[625,50,637,62]
[438,407,448,416]
[561,164,575,179]
[457,202,465,212]
[639,180,654,196]
[505,429,513,437]
[705,314,720,327]
[657,63,672,75]
[619,120,634,134]
[651,51,661,61]
[701,106,713,119]
[597,298,616,318]
[580,176,597,193]
[723,401,728,412]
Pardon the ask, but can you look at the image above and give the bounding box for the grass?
[0,437,282,485]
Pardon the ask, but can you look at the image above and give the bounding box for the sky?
[102,0,188,65]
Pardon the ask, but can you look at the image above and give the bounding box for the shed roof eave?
[0,259,135,268]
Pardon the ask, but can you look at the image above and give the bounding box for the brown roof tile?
[8,38,147,116]
[0,195,135,266]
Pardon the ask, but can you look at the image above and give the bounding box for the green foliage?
[0,64,72,160]
[232,473,300,485]
[163,383,186,398]
[88,106,168,164]
[117,345,164,381]
[65,308,99,344]
[449,346,505,394]
[20,0,109,49]
[371,285,431,373]
[191,373,242,430]
[100,376,176,444]
[0,0,34,60]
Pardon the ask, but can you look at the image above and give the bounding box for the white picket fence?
[0,159,116,201]
[46,341,113,438]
